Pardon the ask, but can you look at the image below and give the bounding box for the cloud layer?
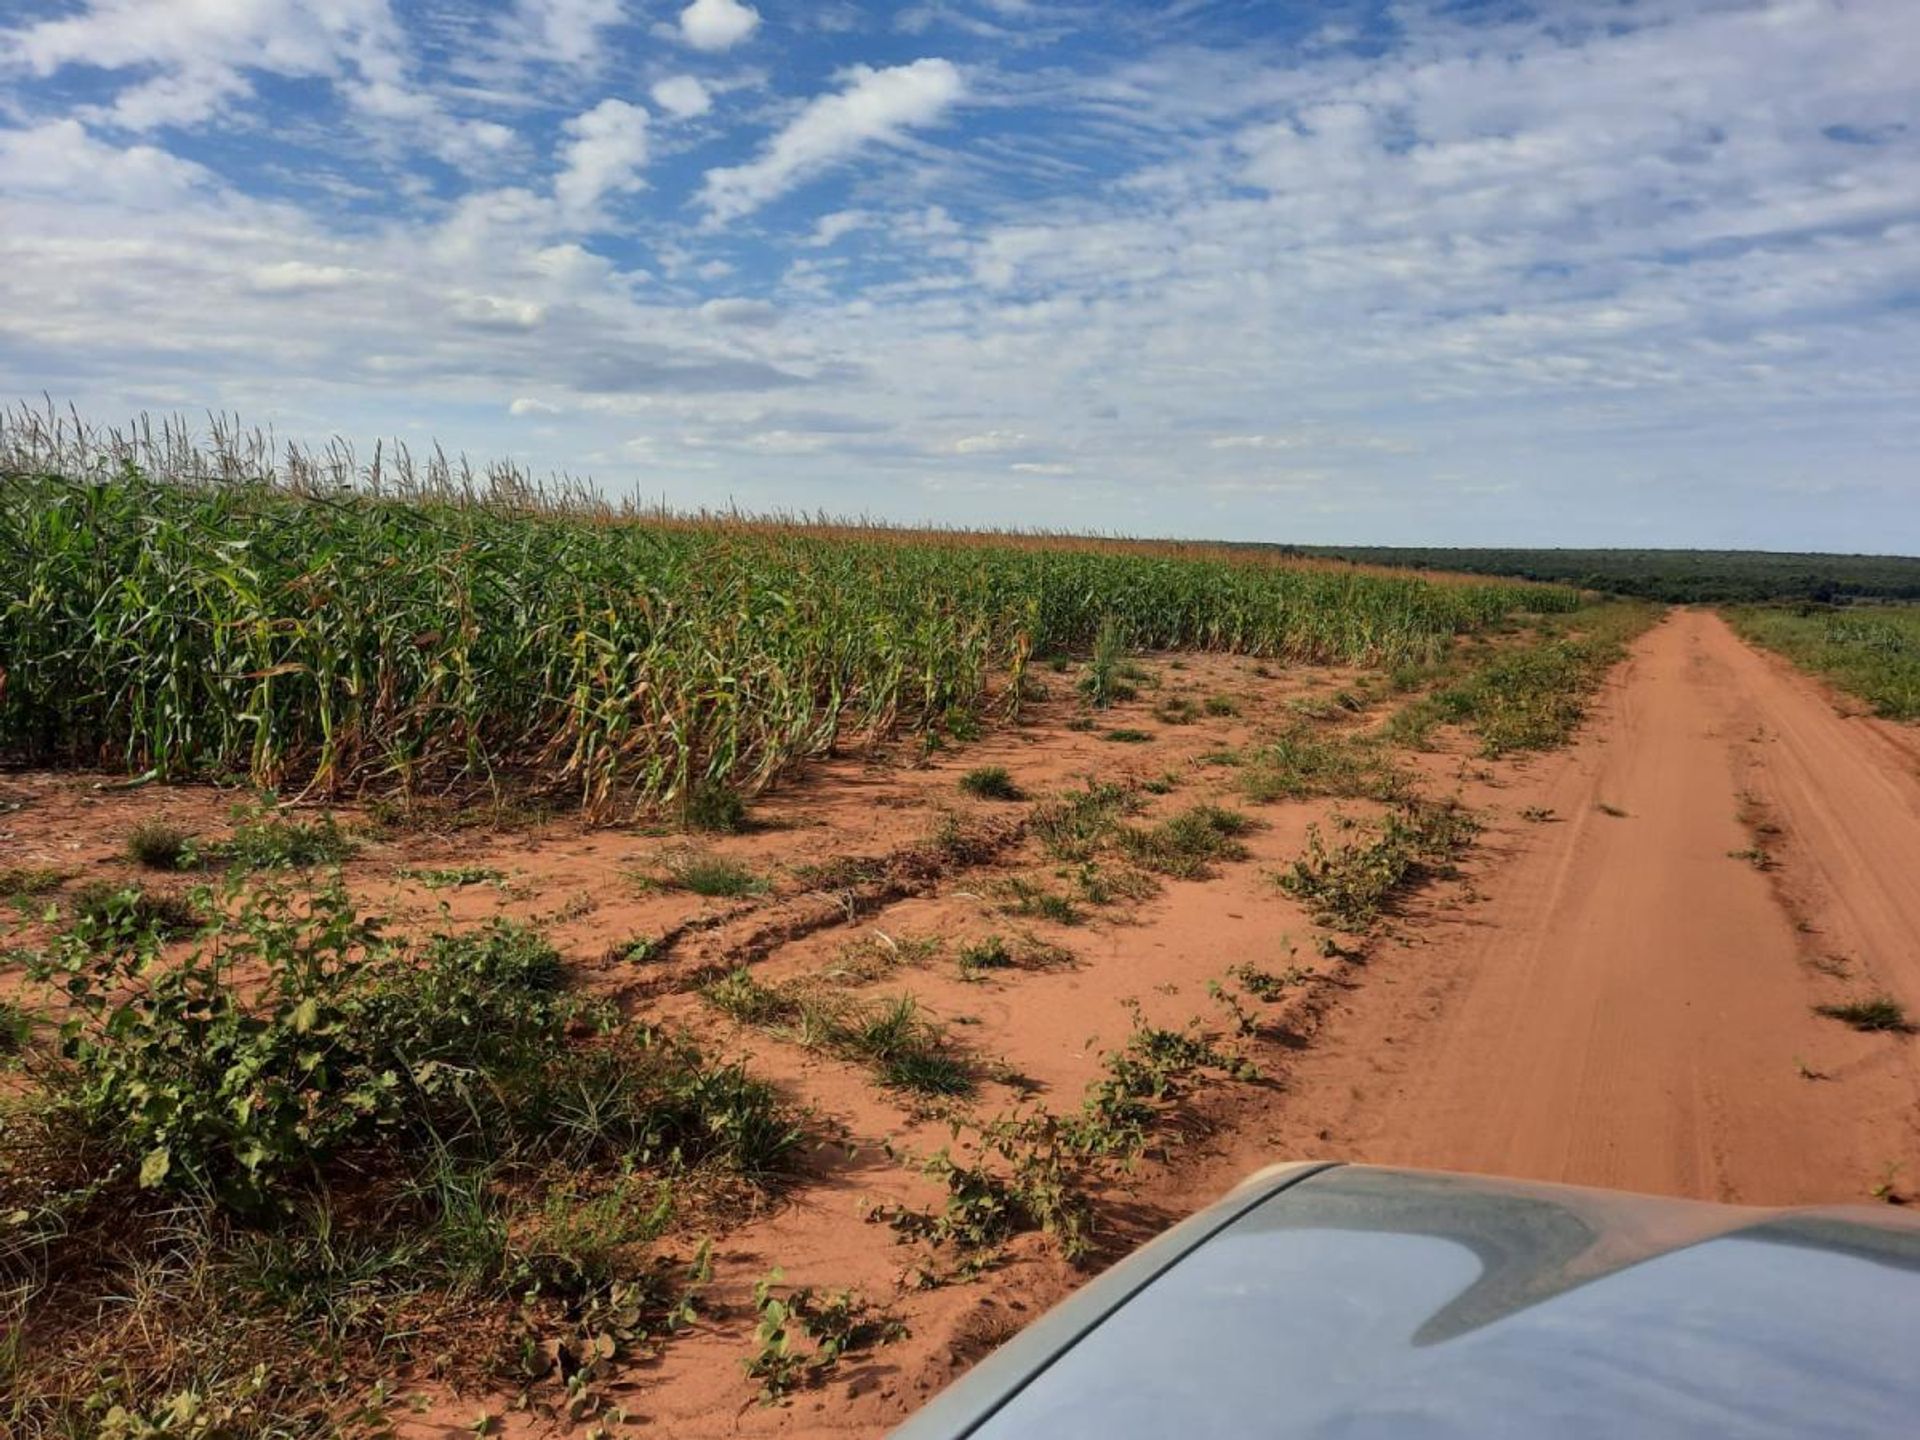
[1,0,1917,548]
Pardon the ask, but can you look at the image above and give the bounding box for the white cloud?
[678,0,759,52]
[699,58,965,223]
[0,119,210,206]
[555,99,650,222]
[510,397,563,415]
[806,209,870,246]
[651,74,712,118]
[514,0,624,67]
[1010,461,1074,475]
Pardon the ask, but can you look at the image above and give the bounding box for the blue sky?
[2,0,1917,549]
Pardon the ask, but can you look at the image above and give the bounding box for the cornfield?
[0,407,1579,817]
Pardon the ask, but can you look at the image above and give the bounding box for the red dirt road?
[1279,608,1920,1205]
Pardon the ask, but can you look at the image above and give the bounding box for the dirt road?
[1278,608,1920,1205]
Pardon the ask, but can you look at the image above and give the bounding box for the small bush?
[126,820,200,871]
[686,781,749,834]
[1277,801,1477,931]
[959,766,1023,801]
[1815,997,1913,1033]
[1202,694,1240,718]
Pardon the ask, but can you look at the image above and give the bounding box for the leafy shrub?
[219,811,355,869]
[68,881,202,940]
[31,885,798,1214]
[1277,801,1477,930]
[1078,617,1135,708]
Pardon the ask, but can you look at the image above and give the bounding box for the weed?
[998,877,1083,926]
[1814,997,1913,1033]
[746,1272,906,1402]
[1030,783,1137,861]
[1728,847,1775,870]
[69,880,203,939]
[684,781,749,834]
[665,853,768,899]
[408,865,507,889]
[1078,617,1136,709]
[1203,694,1239,717]
[1596,803,1629,818]
[1226,961,1299,1001]
[1520,806,1556,823]
[1154,696,1199,726]
[1240,729,1406,805]
[126,820,200,872]
[0,865,71,897]
[220,811,356,869]
[1117,804,1254,879]
[957,935,1014,977]
[959,766,1023,801]
[1277,801,1477,931]
[1102,728,1153,744]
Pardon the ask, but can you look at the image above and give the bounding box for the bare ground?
[4,610,1918,1436]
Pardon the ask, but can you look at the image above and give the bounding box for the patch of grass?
[1276,800,1478,931]
[1728,606,1920,722]
[959,766,1023,801]
[703,974,974,1098]
[685,780,749,833]
[219,810,356,869]
[665,852,769,899]
[1101,728,1153,744]
[0,864,71,897]
[1154,696,1199,726]
[1030,782,1138,861]
[1116,804,1255,879]
[1814,996,1913,1033]
[1520,806,1556,822]
[1226,961,1301,1001]
[999,876,1084,926]
[1390,604,1656,755]
[957,932,1072,980]
[0,999,30,1053]
[1203,694,1240,717]
[1596,802,1629,818]
[1240,729,1407,804]
[825,931,942,983]
[957,935,1015,976]
[125,819,201,871]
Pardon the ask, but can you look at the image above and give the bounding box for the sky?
[1,0,1917,550]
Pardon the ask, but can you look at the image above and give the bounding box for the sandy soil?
[1262,608,1920,1203]
[5,609,1917,1436]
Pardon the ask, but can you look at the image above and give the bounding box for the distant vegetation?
[1286,546,1920,605]
[0,408,1576,819]
[1728,607,1920,721]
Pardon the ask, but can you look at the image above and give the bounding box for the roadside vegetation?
[1727,606,1920,722]
[0,881,799,1435]
[1389,602,1657,754]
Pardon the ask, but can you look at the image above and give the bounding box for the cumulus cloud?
[555,99,650,222]
[700,297,781,327]
[650,74,712,118]
[678,0,759,52]
[0,119,210,206]
[699,58,965,223]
